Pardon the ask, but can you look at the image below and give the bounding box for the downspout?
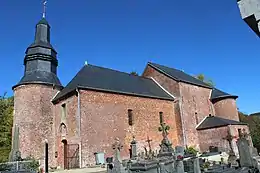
[179,96,187,148]
[76,88,82,168]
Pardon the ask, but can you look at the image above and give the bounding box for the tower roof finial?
[42,0,47,18]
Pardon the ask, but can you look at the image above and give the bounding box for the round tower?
[211,88,239,121]
[12,16,62,166]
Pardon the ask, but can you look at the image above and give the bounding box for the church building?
[12,14,250,169]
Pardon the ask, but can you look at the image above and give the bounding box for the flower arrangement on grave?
[202,161,210,170]
[185,146,198,156]
[176,154,184,161]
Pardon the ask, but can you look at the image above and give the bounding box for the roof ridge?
[148,62,213,88]
[86,63,153,81]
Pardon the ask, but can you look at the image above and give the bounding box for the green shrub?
[185,146,198,155]
[23,156,40,171]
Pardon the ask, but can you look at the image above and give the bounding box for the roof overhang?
[12,81,63,91]
[52,85,174,104]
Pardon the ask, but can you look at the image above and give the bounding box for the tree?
[130,71,139,76]
[0,95,14,163]
[239,111,260,152]
[195,74,215,87]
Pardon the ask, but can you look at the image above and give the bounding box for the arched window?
[159,112,164,124]
[128,109,134,126]
[61,103,67,121]
[195,112,198,124]
[59,123,67,137]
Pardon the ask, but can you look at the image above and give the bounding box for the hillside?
[250,112,260,116]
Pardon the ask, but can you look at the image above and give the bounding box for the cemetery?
[1,1,260,173]
[3,117,260,173]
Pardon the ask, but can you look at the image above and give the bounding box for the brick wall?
[143,64,215,149]
[142,65,183,144]
[179,82,214,150]
[55,89,179,167]
[198,125,250,155]
[198,126,229,152]
[53,94,80,168]
[229,125,251,155]
[142,65,180,97]
[13,84,59,167]
[213,98,239,121]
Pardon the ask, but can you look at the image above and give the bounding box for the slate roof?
[210,88,238,101]
[196,115,247,130]
[147,62,238,101]
[37,18,50,26]
[52,64,174,103]
[147,62,212,88]
[13,71,62,89]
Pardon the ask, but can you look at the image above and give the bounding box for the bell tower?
[12,1,62,167]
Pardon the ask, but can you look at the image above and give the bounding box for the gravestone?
[158,122,174,157]
[107,138,126,173]
[237,136,253,167]
[175,146,184,173]
[193,158,201,173]
[130,136,137,160]
[183,159,193,173]
[9,124,21,162]
[209,146,219,153]
[223,128,238,167]
[250,147,258,157]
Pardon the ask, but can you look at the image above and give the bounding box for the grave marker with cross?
[223,128,236,153]
[158,122,170,140]
[146,136,152,152]
[158,121,174,155]
[112,137,123,163]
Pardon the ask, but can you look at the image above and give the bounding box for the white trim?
[208,89,216,116]
[179,96,187,147]
[76,88,82,168]
[150,77,175,99]
[51,90,60,102]
[196,116,208,129]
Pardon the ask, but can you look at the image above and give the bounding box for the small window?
[195,112,198,124]
[238,128,242,137]
[61,103,67,120]
[128,109,134,126]
[159,112,164,124]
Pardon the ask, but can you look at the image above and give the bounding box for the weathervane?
[42,0,47,18]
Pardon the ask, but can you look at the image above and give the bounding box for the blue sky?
[0,0,259,114]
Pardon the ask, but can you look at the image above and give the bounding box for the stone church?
[12,15,250,169]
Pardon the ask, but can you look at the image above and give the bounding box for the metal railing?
[0,160,39,173]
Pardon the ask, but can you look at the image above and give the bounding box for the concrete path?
[52,167,106,173]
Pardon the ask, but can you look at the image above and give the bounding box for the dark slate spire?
[13,16,62,89]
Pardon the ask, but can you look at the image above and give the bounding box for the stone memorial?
[175,146,184,173]
[9,124,21,162]
[223,128,237,167]
[237,130,253,167]
[107,138,126,173]
[130,136,137,160]
[193,158,201,173]
[157,121,174,157]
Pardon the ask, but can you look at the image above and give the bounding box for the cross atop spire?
[42,0,47,18]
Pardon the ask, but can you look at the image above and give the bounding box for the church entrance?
[62,140,80,170]
[62,139,68,169]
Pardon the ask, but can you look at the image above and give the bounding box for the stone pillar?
[193,158,201,173]
[130,137,137,160]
